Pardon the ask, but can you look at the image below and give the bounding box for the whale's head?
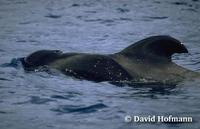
[20,50,63,70]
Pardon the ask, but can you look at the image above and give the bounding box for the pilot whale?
[19,36,200,84]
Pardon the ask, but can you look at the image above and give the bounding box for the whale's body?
[20,36,200,84]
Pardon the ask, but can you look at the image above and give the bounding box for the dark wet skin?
[20,36,200,84]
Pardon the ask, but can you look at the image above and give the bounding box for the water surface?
[0,0,200,129]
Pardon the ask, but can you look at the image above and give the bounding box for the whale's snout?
[179,43,188,53]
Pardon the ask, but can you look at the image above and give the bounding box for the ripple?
[14,1,27,5]
[119,18,132,21]
[171,2,188,6]
[154,1,161,4]
[45,14,62,19]
[51,103,107,114]
[0,111,8,114]
[51,92,80,100]
[0,58,22,68]
[124,86,178,97]
[71,3,80,7]
[0,77,11,81]
[111,80,177,88]
[83,18,132,26]
[181,8,197,12]
[15,96,55,105]
[84,10,97,14]
[116,8,130,13]
[83,18,102,22]
[83,18,116,26]
[100,19,115,24]
[0,49,5,52]
[19,21,33,25]
[143,16,168,20]
[170,2,194,8]
[29,96,55,104]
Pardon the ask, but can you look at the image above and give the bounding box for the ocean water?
[0,0,200,129]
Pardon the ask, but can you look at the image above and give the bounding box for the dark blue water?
[0,0,200,129]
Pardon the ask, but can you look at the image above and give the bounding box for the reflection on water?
[0,0,200,129]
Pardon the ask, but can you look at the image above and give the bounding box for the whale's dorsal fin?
[119,35,188,62]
